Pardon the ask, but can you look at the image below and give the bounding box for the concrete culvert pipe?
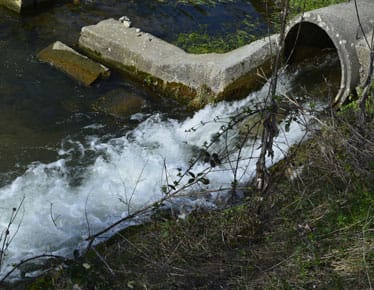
[284,0,374,105]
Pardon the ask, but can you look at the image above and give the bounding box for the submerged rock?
[238,113,264,138]
[238,111,287,139]
[37,41,110,86]
[93,88,145,118]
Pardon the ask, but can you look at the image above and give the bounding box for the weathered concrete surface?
[79,18,278,108]
[356,34,374,86]
[37,41,110,86]
[0,0,52,12]
[285,0,374,105]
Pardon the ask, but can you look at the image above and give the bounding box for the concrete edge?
[79,18,279,109]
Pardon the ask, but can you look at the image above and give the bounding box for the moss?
[174,25,258,54]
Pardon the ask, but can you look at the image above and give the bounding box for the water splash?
[0,67,317,280]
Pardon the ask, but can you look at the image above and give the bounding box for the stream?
[0,0,340,281]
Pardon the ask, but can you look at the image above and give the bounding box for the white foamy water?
[0,71,312,280]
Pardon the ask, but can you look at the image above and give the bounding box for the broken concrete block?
[0,0,52,13]
[37,41,110,86]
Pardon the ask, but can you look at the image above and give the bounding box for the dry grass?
[3,100,373,290]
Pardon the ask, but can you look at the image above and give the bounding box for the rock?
[238,111,287,138]
[238,113,264,138]
[93,88,145,118]
[37,41,110,86]
[119,16,132,28]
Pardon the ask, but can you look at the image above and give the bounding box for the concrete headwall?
[285,0,374,105]
[79,18,278,108]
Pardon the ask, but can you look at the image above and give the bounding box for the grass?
[175,26,258,54]
[290,0,347,12]
[174,14,261,54]
[1,1,371,287]
[174,0,347,54]
[6,97,371,290]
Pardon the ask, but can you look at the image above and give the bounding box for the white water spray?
[0,70,312,281]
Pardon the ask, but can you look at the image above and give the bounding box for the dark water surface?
[0,1,270,185]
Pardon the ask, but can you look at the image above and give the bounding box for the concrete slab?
[0,0,52,13]
[79,18,278,108]
[37,41,110,86]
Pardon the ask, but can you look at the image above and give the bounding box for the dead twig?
[0,254,65,283]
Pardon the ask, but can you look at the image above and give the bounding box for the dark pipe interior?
[284,22,342,102]
[285,22,337,63]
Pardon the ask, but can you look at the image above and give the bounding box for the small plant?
[0,196,25,274]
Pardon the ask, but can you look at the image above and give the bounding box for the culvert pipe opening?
[283,0,374,105]
[283,22,341,104]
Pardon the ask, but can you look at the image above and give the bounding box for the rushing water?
[0,0,270,184]
[0,72,310,281]
[0,0,340,281]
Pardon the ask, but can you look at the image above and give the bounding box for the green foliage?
[30,276,54,290]
[290,0,346,12]
[268,0,347,32]
[175,22,258,54]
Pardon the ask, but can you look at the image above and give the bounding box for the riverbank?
[8,97,372,289]
[1,0,370,288]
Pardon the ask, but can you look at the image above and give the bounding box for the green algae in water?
[173,1,272,53]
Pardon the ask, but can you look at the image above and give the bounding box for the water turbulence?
[0,1,341,282]
[0,59,340,280]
